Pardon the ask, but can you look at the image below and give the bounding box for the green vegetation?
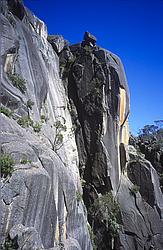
[0,236,18,250]
[53,118,67,151]
[129,185,140,195]
[17,116,42,133]
[69,108,76,117]
[0,106,13,117]
[0,154,15,178]
[41,114,46,122]
[41,114,46,120]
[90,192,120,237]
[80,177,86,188]
[20,158,32,164]
[138,120,163,149]
[54,119,67,131]
[139,120,163,136]
[27,99,34,110]
[68,55,76,65]
[17,115,42,132]
[87,224,97,250]
[137,121,163,192]
[84,45,92,54]
[92,78,102,88]
[7,72,27,94]
[55,133,63,145]
[89,78,103,97]
[76,191,83,202]
[33,122,42,133]
[17,116,33,128]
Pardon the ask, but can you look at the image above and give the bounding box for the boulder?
[47,35,68,54]
[82,31,97,47]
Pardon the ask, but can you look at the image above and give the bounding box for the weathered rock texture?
[0,1,163,250]
[0,1,91,249]
[134,132,163,193]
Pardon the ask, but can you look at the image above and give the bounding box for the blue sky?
[24,0,163,135]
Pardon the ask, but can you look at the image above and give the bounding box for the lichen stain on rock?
[119,87,129,145]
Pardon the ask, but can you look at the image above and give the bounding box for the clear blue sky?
[24,0,163,135]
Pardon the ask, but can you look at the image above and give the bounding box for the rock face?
[0,1,163,250]
[135,134,163,192]
[0,2,91,249]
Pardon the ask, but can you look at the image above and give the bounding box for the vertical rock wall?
[58,31,163,249]
[0,1,92,249]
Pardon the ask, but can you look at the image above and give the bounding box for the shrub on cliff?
[129,184,140,195]
[53,117,67,151]
[33,122,42,133]
[0,106,13,117]
[0,236,18,250]
[7,72,27,94]
[0,153,15,178]
[87,224,97,250]
[17,116,33,127]
[90,192,120,237]
[27,99,34,110]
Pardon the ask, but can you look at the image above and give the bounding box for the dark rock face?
[0,2,163,250]
[60,32,129,191]
[59,32,163,249]
[139,141,162,170]
[127,160,155,207]
[82,31,97,47]
[7,0,25,20]
[130,134,163,192]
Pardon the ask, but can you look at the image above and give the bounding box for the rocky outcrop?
[137,137,163,192]
[0,1,163,250]
[0,2,91,249]
[118,145,163,249]
[58,30,163,249]
[58,31,130,248]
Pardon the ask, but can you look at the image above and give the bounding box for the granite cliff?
[0,1,163,249]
